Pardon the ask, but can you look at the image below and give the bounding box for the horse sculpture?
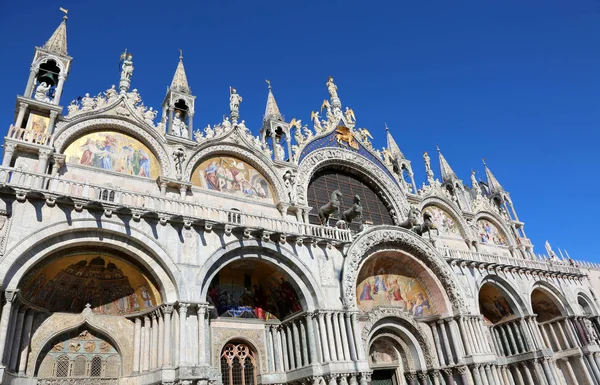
[399,207,420,229]
[318,189,343,226]
[411,211,439,241]
[340,195,363,226]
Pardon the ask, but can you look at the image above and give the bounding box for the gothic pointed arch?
[342,226,468,315]
[53,117,173,178]
[2,219,182,302]
[296,147,409,225]
[184,144,286,204]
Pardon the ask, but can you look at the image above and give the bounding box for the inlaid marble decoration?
[207,260,302,321]
[356,256,435,316]
[477,219,507,246]
[191,156,275,203]
[64,131,160,178]
[479,283,516,324]
[21,253,161,315]
[423,206,460,236]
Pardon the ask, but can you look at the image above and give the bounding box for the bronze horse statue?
[340,195,363,226]
[411,211,439,240]
[399,207,419,229]
[319,189,343,226]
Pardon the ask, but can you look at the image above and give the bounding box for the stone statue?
[318,189,343,226]
[302,125,314,142]
[326,76,338,100]
[81,93,95,111]
[344,107,356,123]
[294,127,305,145]
[157,117,166,133]
[545,241,557,258]
[411,211,439,241]
[34,82,51,102]
[121,52,134,80]
[471,170,481,194]
[204,124,215,139]
[311,111,323,132]
[229,87,242,118]
[143,107,157,125]
[181,123,189,139]
[222,116,232,130]
[341,195,363,226]
[283,171,297,204]
[105,85,118,104]
[423,151,431,172]
[67,100,79,117]
[127,89,141,106]
[172,110,186,137]
[173,148,186,176]
[274,141,285,161]
[193,129,204,143]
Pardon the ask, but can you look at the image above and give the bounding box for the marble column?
[533,360,549,385]
[0,291,15,364]
[318,312,331,362]
[541,359,557,385]
[280,325,289,371]
[457,366,471,385]
[432,321,446,366]
[286,324,295,369]
[418,372,429,385]
[15,103,27,129]
[498,325,511,355]
[469,318,482,353]
[143,316,151,371]
[157,313,164,366]
[431,370,441,385]
[24,68,37,98]
[299,319,309,366]
[54,75,66,104]
[562,319,578,348]
[512,365,525,385]
[560,358,577,384]
[338,313,351,361]
[292,321,302,367]
[547,323,560,351]
[9,307,25,371]
[331,312,343,361]
[585,354,600,385]
[197,305,206,365]
[555,322,569,350]
[306,314,318,364]
[521,363,535,385]
[439,320,455,365]
[484,365,495,385]
[443,368,455,385]
[492,328,504,356]
[492,366,502,385]
[517,319,532,352]
[17,310,34,374]
[168,108,175,135]
[271,326,282,371]
[406,373,418,385]
[151,314,159,369]
[326,312,338,361]
[2,143,16,167]
[472,365,483,385]
[352,313,366,360]
[504,324,518,355]
[163,305,173,367]
[479,365,490,385]
[344,313,357,361]
[510,322,524,353]
[179,304,188,365]
[133,317,142,372]
[450,318,466,357]
[457,317,473,356]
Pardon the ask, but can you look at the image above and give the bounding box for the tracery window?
[220,343,257,385]
[307,169,394,230]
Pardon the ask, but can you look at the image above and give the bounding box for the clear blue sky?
[0,1,598,261]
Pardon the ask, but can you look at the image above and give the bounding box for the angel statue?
[294,126,305,145]
[34,82,51,103]
[344,107,356,124]
[193,129,204,143]
[204,124,215,139]
[120,51,134,80]
[302,124,314,141]
[357,128,373,142]
[326,76,338,100]
[289,118,302,131]
[311,111,323,132]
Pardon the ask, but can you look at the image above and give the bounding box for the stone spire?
[437,146,459,183]
[385,124,404,159]
[482,159,504,194]
[43,10,68,56]
[263,80,283,123]
[170,50,191,94]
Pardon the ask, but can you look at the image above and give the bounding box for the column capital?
[18,102,28,110]
[39,148,53,159]
[163,304,174,315]
[4,290,17,302]
[405,373,417,381]
[457,366,468,374]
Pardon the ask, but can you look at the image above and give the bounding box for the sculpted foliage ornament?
[342,226,468,314]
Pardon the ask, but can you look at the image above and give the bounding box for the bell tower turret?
[260,81,291,162]
[161,50,195,141]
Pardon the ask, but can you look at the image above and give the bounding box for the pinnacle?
[483,160,504,194]
[43,16,68,56]
[385,127,404,159]
[170,54,191,94]
[263,81,283,123]
[437,147,458,183]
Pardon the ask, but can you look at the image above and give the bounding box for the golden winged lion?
[335,126,359,150]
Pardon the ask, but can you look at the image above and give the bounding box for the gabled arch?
[184,143,286,204]
[473,211,516,248]
[53,117,173,178]
[296,147,409,222]
[343,226,468,315]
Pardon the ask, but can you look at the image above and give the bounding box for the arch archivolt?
[370,332,412,370]
[342,226,467,314]
[362,309,436,370]
[27,310,133,377]
[184,143,286,203]
[53,117,173,178]
[197,239,324,311]
[296,147,409,219]
[575,289,599,316]
[1,219,183,302]
[529,280,572,316]
[419,197,472,241]
[472,211,517,247]
[478,274,528,316]
[33,54,66,74]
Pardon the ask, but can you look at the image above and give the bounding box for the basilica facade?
[1,13,600,385]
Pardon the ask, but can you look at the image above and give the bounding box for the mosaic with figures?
[422,206,460,236]
[191,156,275,203]
[21,253,161,315]
[356,256,435,316]
[477,219,507,246]
[64,131,160,178]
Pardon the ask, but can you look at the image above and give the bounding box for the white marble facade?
[0,14,599,385]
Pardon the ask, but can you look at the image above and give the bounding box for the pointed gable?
[44,16,68,56]
[170,52,191,94]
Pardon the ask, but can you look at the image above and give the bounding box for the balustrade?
[7,124,53,146]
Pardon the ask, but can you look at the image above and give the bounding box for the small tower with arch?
[260,81,292,162]
[161,50,195,141]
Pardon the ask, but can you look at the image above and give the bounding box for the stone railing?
[0,167,352,244]
[7,124,53,146]
[440,247,583,275]
[38,379,118,385]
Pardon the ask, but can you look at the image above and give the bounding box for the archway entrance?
[36,326,121,380]
[369,336,403,385]
[220,342,257,385]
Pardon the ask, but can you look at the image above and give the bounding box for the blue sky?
[0,1,599,261]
